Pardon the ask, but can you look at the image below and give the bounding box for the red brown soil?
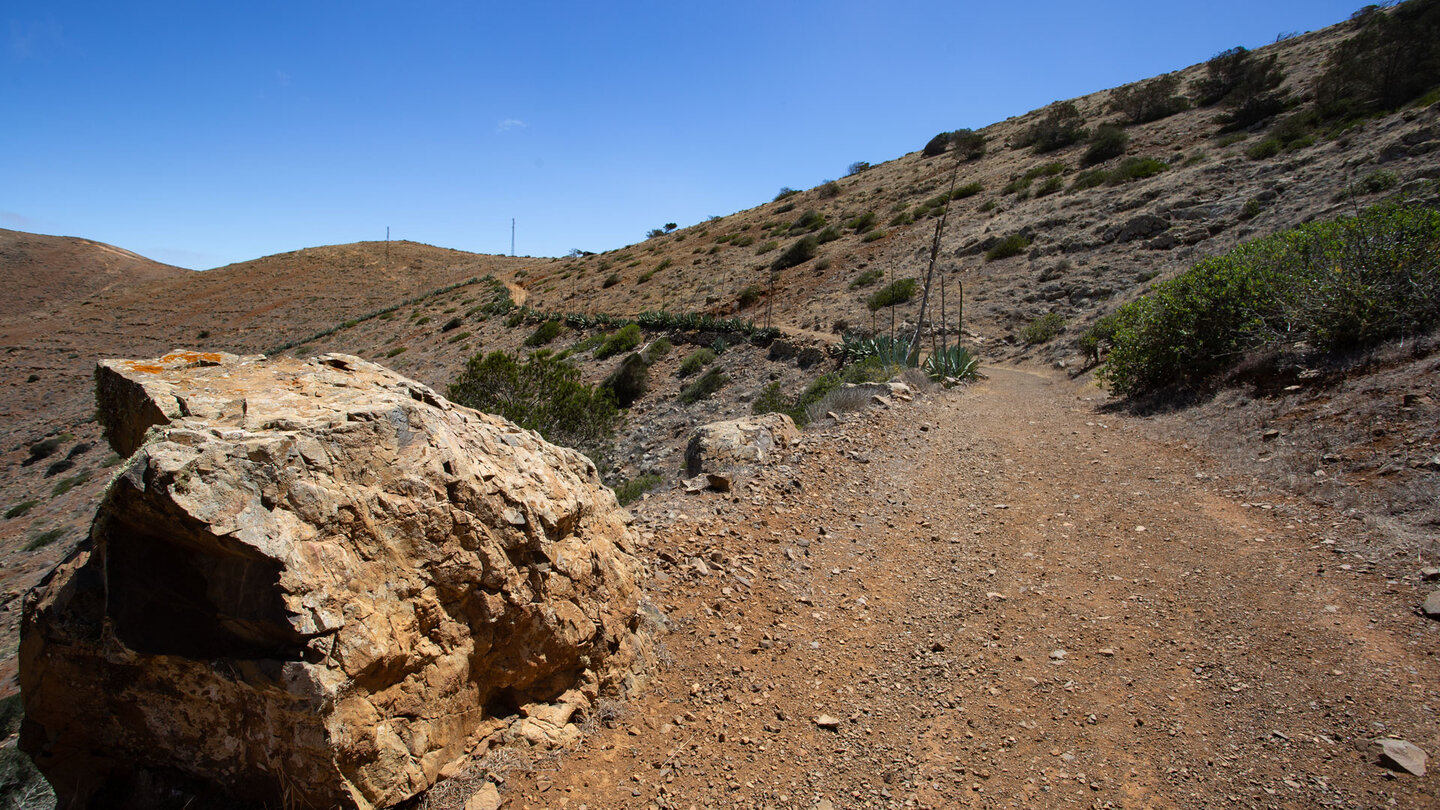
[477,367,1439,809]
[0,228,189,319]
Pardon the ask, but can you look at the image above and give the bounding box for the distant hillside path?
[492,367,1440,809]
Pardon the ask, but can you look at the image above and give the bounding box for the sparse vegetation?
[1110,74,1190,124]
[449,351,620,467]
[774,187,801,202]
[385,346,407,358]
[1191,46,1287,130]
[643,337,673,362]
[866,278,918,311]
[850,269,884,289]
[847,161,871,175]
[1101,200,1440,396]
[50,471,90,498]
[737,284,764,308]
[756,240,779,255]
[1083,125,1129,166]
[985,234,1031,261]
[5,500,38,519]
[1021,313,1066,344]
[774,235,820,269]
[595,324,643,359]
[525,319,564,347]
[1315,0,1440,119]
[678,367,729,404]
[861,230,888,243]
[601,352,650,408]
[678,348,716,377]
[612,473,663,505]
[25,528,66,551]
[1018,102,1087,153]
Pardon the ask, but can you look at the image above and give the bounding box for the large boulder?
[684,412,800,477]
[20,351,652,809]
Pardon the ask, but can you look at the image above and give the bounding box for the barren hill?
[0,229,189,319]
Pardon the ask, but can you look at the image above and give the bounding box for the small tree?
[1110,74,1189,124]
[847,161,871,175]
[950,128,986,160]
[1191,46,1287,130]
[1019,103,1087,153]
[922,132,951,157]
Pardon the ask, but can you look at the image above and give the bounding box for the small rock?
[1377,738,1428,776]
[1049,650,1067,661]
[1420,567,1440,582]
[1097,648,1115,657]
[815,800,836,810]
[465,782,502,810]
[1422,590,1440,619]
[1261,429,1280,442]
[815,714,841,730]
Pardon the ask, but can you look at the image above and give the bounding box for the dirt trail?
[488,366,1439,809]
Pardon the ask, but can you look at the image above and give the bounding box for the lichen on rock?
[20,351,654,809]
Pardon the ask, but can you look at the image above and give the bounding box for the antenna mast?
[511,219,515,257]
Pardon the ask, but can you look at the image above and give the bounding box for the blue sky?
[4,1,1362,269]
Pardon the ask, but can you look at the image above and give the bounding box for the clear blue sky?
[3,1,1362,269]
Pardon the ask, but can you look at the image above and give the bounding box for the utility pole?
[511,219,516,257]
[385,226,390,264]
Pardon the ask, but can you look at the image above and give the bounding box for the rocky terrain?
[0,5,1438,807]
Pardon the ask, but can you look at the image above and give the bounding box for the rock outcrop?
[684,413,800,477]
[20,351,652,809]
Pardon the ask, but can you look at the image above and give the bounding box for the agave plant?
[923,344,979,382]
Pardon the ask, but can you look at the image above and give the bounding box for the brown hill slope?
[0,229,188,319]
[1,7,1438,709]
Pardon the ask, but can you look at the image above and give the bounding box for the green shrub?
[613,473,663,505]
[678,367,729,404]
[817,180,842,198]
[1360,170,1400,194]
[985,234,1031,261]
[1315,0,1440,118]
[1078,314,1121,364]
[950,129,987,160]
[1069,169,1109,191]
[25,528,66,551]
[595,323,643,359]
[732,234,755,247]
[1019,102,1087,153]
[1191,46,1287,130]
[889,211,915,227]
[952,182,983,199]
[385,346,408,358]
[1101,200,1440,396]
[601,352,651,408]
[1240,197,1263,220]
[866,277,918,311]
[922,132,952,157]
[737,284,764,308]
[774,235,820,269]
[1021,312,1066,344]
[793,210,826,231]
[847,161,871,175]
[1035,176,1064,197]
[774,187,800,201]
[441,316,464,332]
[850,269,884,289]
[1083,125,1129,166]
[1246,138,1282,160]
[50,471,90,498]
[525,319,564,346]
[756,240,779,255]
[448,331,472,343]
[1109,157,1168,182]
[1111,74,1189,123]
[848,211,878,233]
[923,344,981,382]
[449,351,620,466]
[602,273,621,288]
[643,336,673,362]
[861,230,887,243]
[5,500,38,519]
[26,437,62,464]
[678,348,716,376]
[816,226,842,244]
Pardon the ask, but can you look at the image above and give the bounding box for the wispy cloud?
[496,118,527,133]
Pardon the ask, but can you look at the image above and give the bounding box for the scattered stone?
[1261,429,1280,442]
[465,782,502,810]
[815,714,841,730]
[1377,738,1428,776]
[683,473,733,493]
[1420,567,1440,582]
[1422,590,1440,618]
[1098,648,1115,657]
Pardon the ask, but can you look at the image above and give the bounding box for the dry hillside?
[0,12,1437,804]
